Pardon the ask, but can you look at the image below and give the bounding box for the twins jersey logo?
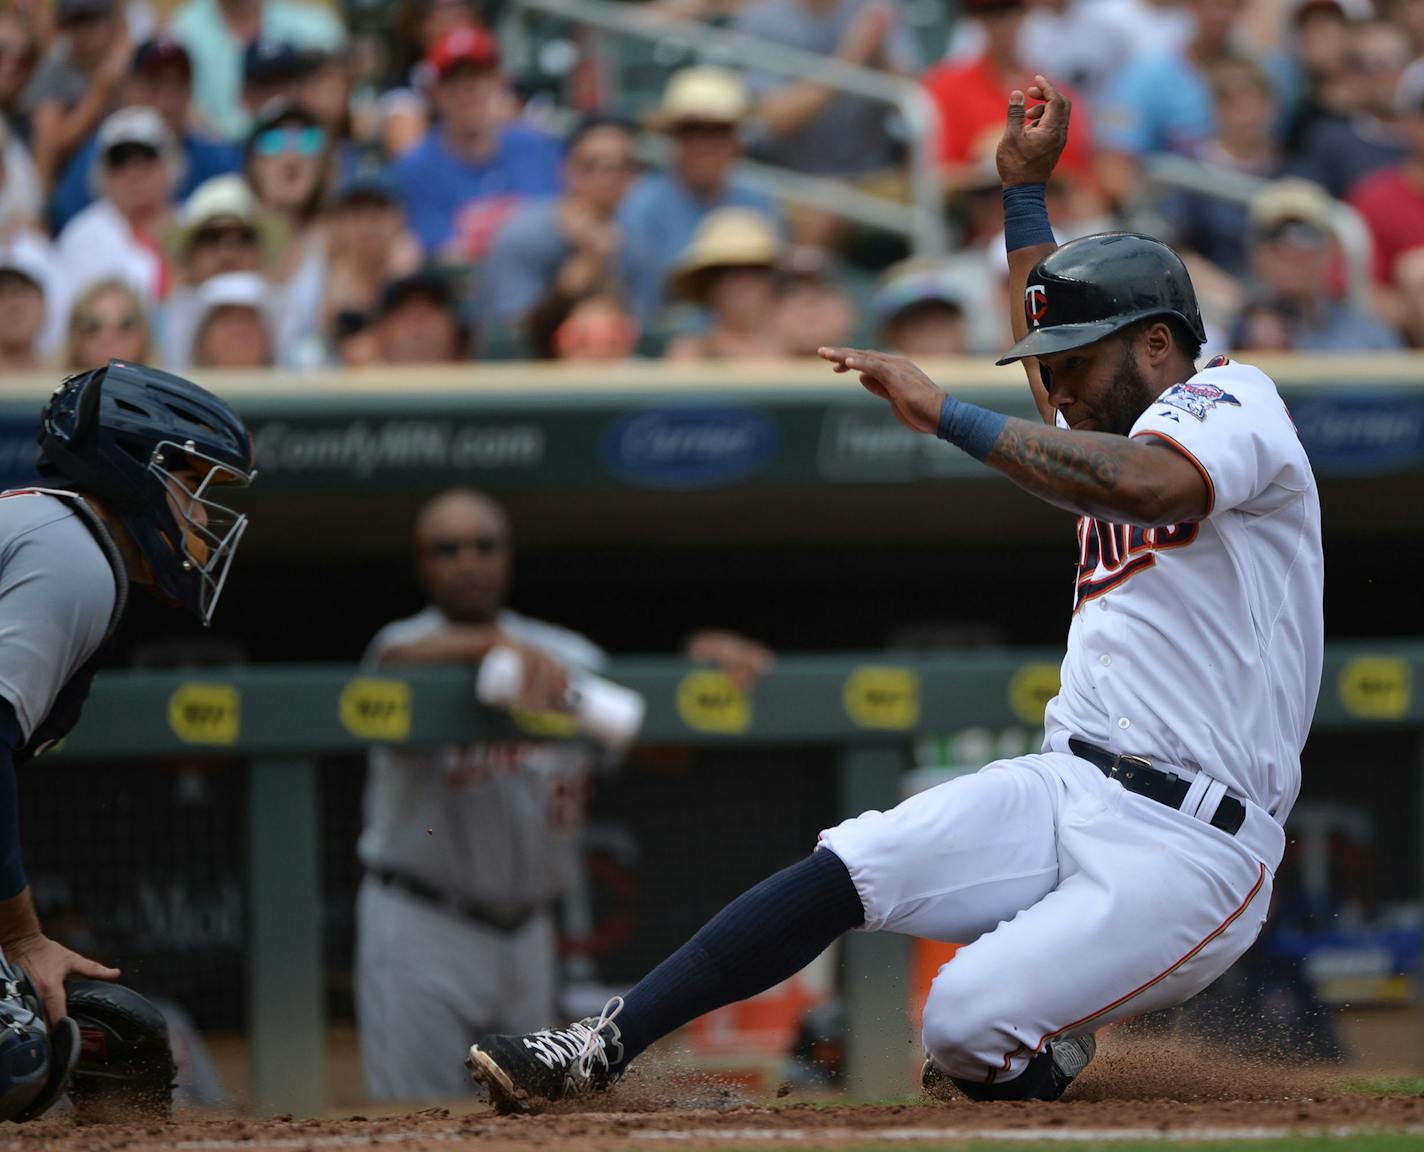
[1074,516,1199,609]
[1156,380,1241,422]
[1025,284,1048,327]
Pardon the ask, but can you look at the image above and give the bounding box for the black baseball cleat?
[922,1032,1096,1102]
[466,997,625,1114]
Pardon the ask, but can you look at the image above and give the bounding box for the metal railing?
[1142,154,1375,312]
[503,0,947,257]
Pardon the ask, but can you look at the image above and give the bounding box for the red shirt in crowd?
[921,56,1095,181]
[1348,166,1424,285]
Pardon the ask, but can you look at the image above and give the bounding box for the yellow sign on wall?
[677,670,751,734]
[168,683,240,745]
[1339,657,1411,720]
[843,666,920,731]
[339,678,412,741]
[1009,662,1060,725]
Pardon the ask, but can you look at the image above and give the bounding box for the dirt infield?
[3,1039,1421,1152]
[3,1094,1421,1152]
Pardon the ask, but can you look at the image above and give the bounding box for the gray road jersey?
[0,492,118,741]
[357,608,607,908]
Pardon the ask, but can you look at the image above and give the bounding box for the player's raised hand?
[819,346,943,434]
[997,74,1071,188]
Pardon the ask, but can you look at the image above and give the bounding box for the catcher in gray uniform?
[356,488,609,1102]
[0,360,255,1122]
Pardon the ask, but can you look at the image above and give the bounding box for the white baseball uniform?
[820,358,1322,1087]
[355,607,607,1101]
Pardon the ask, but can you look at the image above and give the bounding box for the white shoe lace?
[573,996,624,1081]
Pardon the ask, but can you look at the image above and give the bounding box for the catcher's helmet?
[37,360,256,626]
[997,233,1207,365]
[0,955,50,1122]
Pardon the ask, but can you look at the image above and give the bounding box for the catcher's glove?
[64,979,176,1122]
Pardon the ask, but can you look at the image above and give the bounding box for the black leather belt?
[1068,738,1246,836]
[370,868,551,933]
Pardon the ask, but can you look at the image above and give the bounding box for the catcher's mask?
[37,360,256,625]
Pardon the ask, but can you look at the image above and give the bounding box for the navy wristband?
[1002,183,1054,252]
[937,395,1008,462]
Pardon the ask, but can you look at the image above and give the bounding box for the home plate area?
[4,1056,1423,1152]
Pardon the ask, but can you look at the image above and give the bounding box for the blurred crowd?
[0,0,1421,374]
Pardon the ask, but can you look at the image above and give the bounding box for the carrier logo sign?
[601,407,778,489]
[1291,394,1424,475]
[1025,284,1048,326]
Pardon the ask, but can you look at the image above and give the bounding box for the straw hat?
[667,207,781,302]
[1248,178,1333,235]
[648,66,749,132]
[164,175,286,267]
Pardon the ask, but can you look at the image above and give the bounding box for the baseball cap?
[1292,0,1370,24]
[56,0,115,24]
[871,259,973,324]
[1395,57,1424,115]
[649,67,749,131]
[132,34,192,77]
[962,0,1026,14]
[331,169,402,208]
[0,233,52,294]
[244,37,318,86]
[375,269,458,318]
[1248,178,1334,238]
[192,272,272,341]
[425,26,499,78]
[97,105,174,155]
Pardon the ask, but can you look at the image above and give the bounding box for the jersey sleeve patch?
[1155,380,1242,421]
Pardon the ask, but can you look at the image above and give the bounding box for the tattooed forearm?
[987,417,1153,521]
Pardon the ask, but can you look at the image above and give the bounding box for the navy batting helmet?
[37,360,256,626]
[0,955,51,1122]
[997,233,1207,366]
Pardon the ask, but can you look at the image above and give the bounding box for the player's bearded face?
[1042,333,1157,437]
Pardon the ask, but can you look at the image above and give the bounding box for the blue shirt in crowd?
[391,126,562,258]
[614,172,781,320]
[51,131,243,234]
[1097,50,1215,155]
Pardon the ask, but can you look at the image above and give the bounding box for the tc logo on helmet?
[1025,284,1048,327]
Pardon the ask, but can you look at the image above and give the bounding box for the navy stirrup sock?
[611,849,864,1070]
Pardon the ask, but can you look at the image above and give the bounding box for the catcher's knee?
[0,957,75,1123]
